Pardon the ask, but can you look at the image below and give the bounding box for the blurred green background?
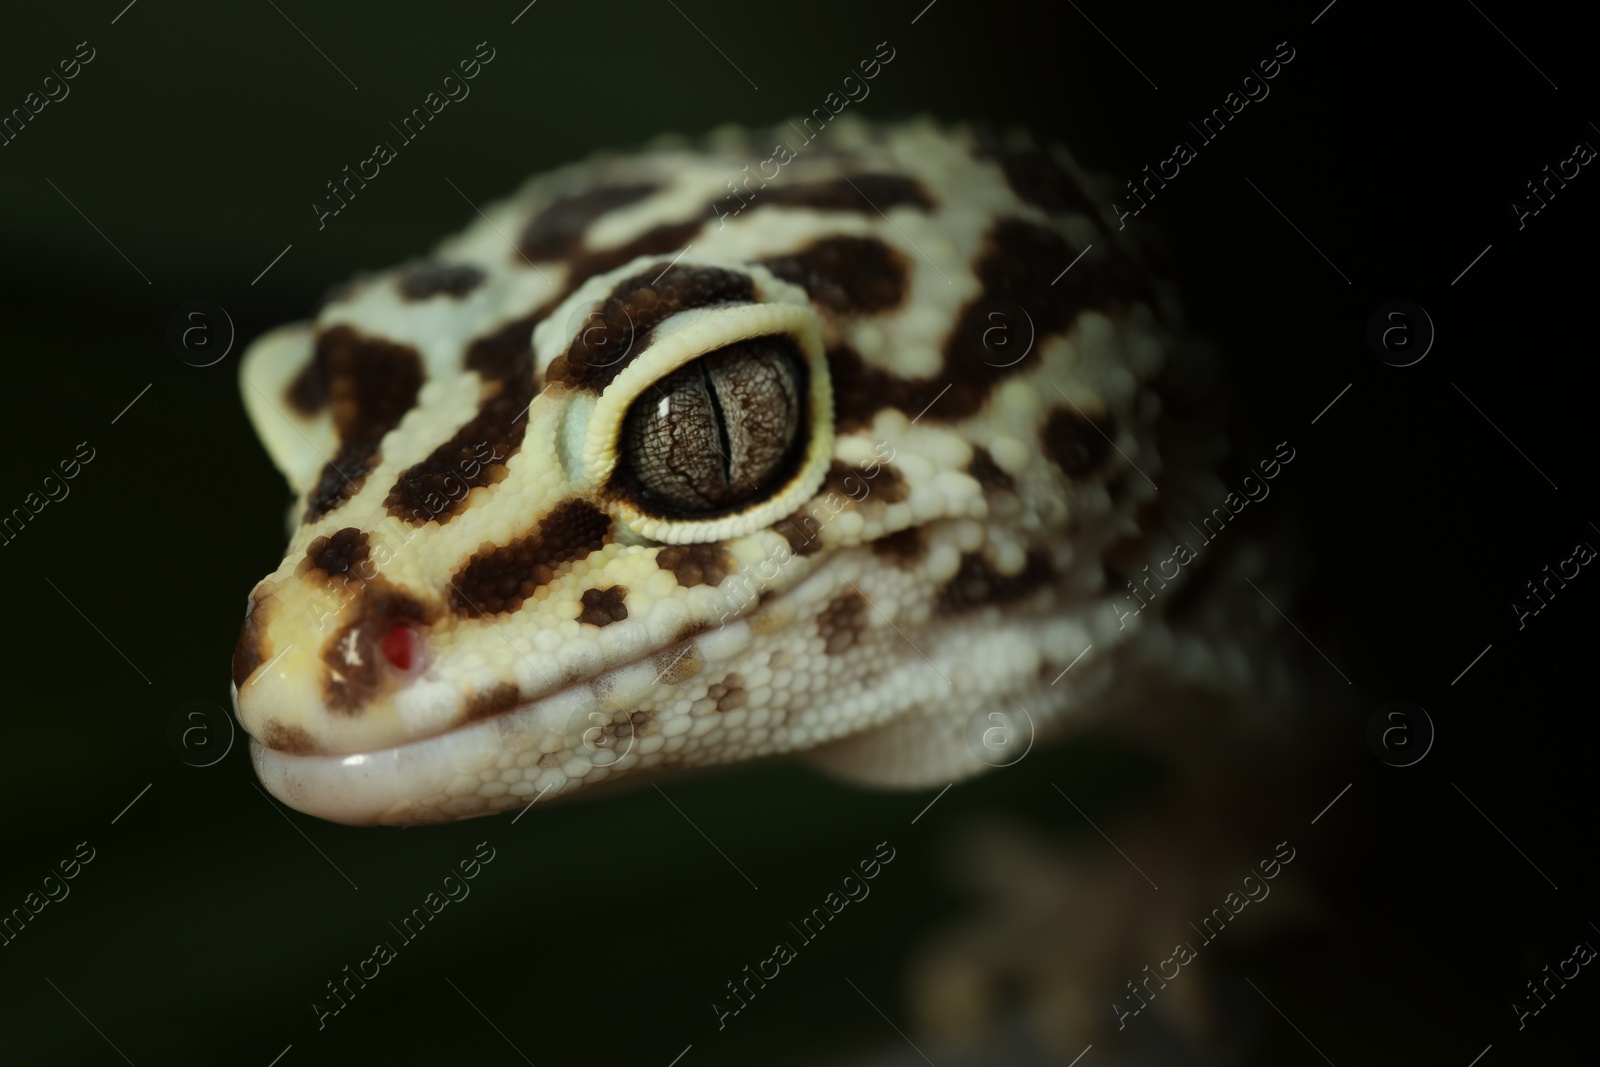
[4,1,1600,1064]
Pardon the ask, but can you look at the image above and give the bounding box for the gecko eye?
[616,335,807,516]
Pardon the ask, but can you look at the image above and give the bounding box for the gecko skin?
[233,117,1266,825]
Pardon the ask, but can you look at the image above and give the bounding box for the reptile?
[232,115,1296,828]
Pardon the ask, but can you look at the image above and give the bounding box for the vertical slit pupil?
[618,334,806,516]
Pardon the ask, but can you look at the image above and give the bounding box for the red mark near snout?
[382,623,422,673]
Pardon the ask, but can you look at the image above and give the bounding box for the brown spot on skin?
[936,551,1055,614]
[464,311,543,384]
[577,585,629,626]
[397,260,486,301]
[517,184,660,261]
[817,591,868,655]
[304,440,379,523]
[822,460,908,505]
[776,514,823,557]
[316,326,426,443]
[968,447,1016,492]
[748,598,794,636]
[548,264,756,391]
[827,218,1150,432]
[655,543,733,587]
[301,326,425,522]
[286,360,325,416]
[706,673,747,712]
[653,642,703,684]
[763,236,909,314]
[323,580,438,714]
[1043,406,1116,477]
[674,620,714,644]
[973,130,1098,217]
[385,350,535,525]
[463,683,523,722]
[591,710,653,752]
[232,592,274,689]
[872,527,925,564]
[563,220,706,290]
[759,174,934,213]
[825,344,926,435]
[304,528,370,578]
[262,720,317,755]
[451,500,612,617]
[484,220,709,388]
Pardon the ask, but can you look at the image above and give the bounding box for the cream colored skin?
[234,118,1257,825]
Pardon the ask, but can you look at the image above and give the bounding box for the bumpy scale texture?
[234,117,1270,825]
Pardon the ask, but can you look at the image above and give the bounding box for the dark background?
[1,1,1596,1064]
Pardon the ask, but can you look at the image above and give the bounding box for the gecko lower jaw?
[250,603,774,825]
[252,713,514,826]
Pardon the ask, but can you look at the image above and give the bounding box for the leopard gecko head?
[231,119,1204,824]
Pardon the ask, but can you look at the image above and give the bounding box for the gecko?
[232,116,1300,828]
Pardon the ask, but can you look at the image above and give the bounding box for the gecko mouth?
[250,597,779,825]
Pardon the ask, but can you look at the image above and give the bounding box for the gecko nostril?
[382,623,422,673]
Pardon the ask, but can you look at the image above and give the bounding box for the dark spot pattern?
[974,129,1099,217]
[936,551,1055,614]
[302,326,425,522]
[655,543,733,587]
[594,710,652,747]
[827,218,1149,432]
[451,502,611,617]
[398,260,486,301]
[562,220,705,292]
[480,214,705,402]
[232,593,272,689]
[262,720,317,755]
[763,236,909,314]
[304,528,370,578]
[817,592,868,655]
[653,642,703,684]
[385,350,535,525]
[464,311,543,384]
[821,460,908,505]
[968,447,1016,492]
[518,184,659,261]
[304,441,379,524]
[316,326,426,442]
[323,581,437,714]
[578,586,629,627]
[759,174,934,213]
[707,673,747,712]
[871,527,924,564]
[547,265,756,391]
[776,514,824,557]
[1042,406,1116,477]
[450,500,611,617]
[286,361,325,416]
[464,683,523,722]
